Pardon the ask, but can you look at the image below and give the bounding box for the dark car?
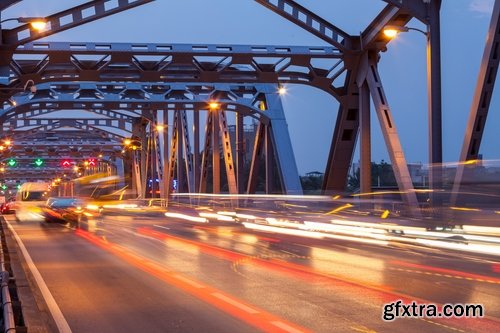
[43,197,87,227]
[1,198,16,214]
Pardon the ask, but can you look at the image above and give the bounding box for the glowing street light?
[383,25,428,39]
[278,86,287,95]
[208,101,220,111]
[155,124,165,131]
[0,17,48,32]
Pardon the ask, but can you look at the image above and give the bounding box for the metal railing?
[0,218,16,333]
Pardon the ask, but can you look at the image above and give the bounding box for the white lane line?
[271,321,306,333]
[6,220,72,333]
[153,225,170,230]
[211,292,260,314]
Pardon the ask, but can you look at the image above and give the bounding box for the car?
[1,198,16,214]
[42,197,87,227]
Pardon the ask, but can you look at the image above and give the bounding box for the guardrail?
[0,271,15,333]
[0,218,18,333]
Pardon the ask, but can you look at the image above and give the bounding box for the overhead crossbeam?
[0,41,342,101]
[1,0,155,46]
[254,0,350,51]
[2,82,271,122]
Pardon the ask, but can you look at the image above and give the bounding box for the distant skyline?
[3,0,498,174]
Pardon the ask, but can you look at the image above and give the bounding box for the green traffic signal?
[7,159,16,167]
[1,184,7,190]
[34,158,44,167]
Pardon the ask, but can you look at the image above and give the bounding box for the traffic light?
[7,159,16,167]
[1,184,7,190]
[34,158,44,167]
[61,159,72,168]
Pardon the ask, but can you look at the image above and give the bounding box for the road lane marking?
[76,229,312,333]
[211,292,260,314]
[272,321,308,333]
[390,260,500,284]
[6,220,72,333]
[153,224,170,230]
[389,267,500,284]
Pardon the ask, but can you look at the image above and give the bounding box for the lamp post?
[383,16,443,207]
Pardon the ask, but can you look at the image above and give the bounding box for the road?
[3,212,500,333]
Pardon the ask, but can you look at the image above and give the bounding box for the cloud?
[469,0,494,15]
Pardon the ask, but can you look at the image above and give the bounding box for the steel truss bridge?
[0,0,498,215]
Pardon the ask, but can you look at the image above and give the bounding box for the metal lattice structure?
[0,0,496,214]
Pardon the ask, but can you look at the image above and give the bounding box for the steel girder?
[2,82,271,121]
[0,0,21,11]
[0,0,155,47]
[0,41,343,103]
[0,1,437,200]
[254,0,426,198]
[452,0,500,202]
[253,0,350,51]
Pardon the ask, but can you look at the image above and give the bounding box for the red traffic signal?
[61,159,72,168]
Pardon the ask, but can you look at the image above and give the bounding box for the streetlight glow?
[1,17,48,31]
[156,124,165,131]
[383,28,400,38]
[278,86,287,95]
[124,139,132,146]
[28,20,47,31]
[209,101,220,111]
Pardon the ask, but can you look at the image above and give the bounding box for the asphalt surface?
[3,212,500,333]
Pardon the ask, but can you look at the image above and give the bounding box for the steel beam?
[427,0,443,203]
[1,0,155,46]
[236,113,245,194]
[218,110,237,194]
[212,109,220,194]
[265,90,302,195]
[359,81,371,194]
[199,112,212,193]
[452,0,500,202]
[0,42,342,101]
[180,110,194,192]
[246,122,265,194]
[365,55,420,217]
[322,71,359,193]
[254,0,350,51]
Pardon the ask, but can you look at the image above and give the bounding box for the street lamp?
[0,17,48,31]
[123,138,142,151]
[208,101,220,111]
[383,25,428,39]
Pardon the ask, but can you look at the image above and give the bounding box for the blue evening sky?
[3,0,498,174]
